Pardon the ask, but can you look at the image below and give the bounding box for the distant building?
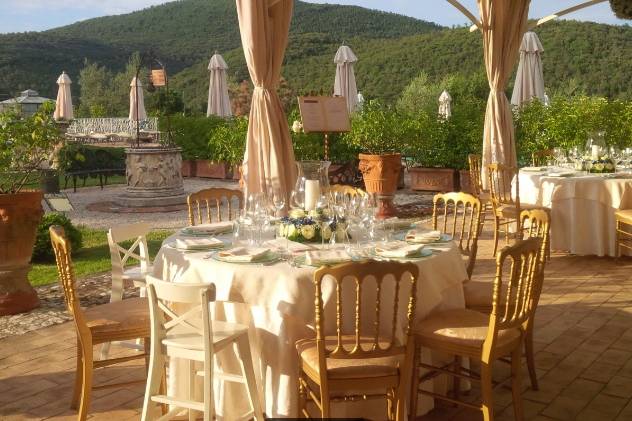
[0,89,54,117]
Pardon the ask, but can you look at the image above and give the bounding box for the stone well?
[116,146,187,208]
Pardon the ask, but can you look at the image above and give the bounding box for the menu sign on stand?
[298,96,350,160]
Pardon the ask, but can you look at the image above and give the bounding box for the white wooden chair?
[102,222,153,359]
[141,276,264,421]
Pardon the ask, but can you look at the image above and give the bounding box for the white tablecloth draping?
[153,236,469,419]
[516,170,632,256]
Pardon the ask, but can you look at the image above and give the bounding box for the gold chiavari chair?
[296,261,419,420]
[187,188,243,226]
[467,154,492,208]
[49,226,151,421]
[432,192,483,280]
[464,209,550,390]
[409,238,544,421]
[532,149,555,167]
[615,209,632,258]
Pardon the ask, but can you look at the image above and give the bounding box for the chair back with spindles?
[487,238,543,348]
[187,188,243,226]
[468,154,484,195]
[532,150,555,167]
[313,261,418,365]
[520,209,550,262]
[432,192,483,279]
[49,226,91,341]
[487,163,517,207]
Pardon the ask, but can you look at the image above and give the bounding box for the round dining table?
[516,168,632,256]
[153,232,469,419]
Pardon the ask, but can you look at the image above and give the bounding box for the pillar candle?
[304,180,320,211]
[591,145,600,160]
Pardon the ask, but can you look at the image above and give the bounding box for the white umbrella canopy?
[438,90,452,119]
[207,52,232,117]
[129,76,147,121]
[53,71,73,120]
[333,45,359,113]
[511,31,545,106]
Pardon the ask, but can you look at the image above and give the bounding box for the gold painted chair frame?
[187,188,243,226]
[49,226,151,421]
[615,210,632,258]
[297,261,419,421]
[329,184,368,201]
[432,192,484,279]
[410,238,544,421]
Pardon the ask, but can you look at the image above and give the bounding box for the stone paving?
[3,213,631,419]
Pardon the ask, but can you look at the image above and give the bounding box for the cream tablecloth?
[153,236,469,418]
[517,169,632,256]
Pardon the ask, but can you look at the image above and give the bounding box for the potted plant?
[344,101,407,218]
[209,116,248,180]
[0,102,60,314]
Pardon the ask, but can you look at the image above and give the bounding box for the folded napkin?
[305,250,351,266]
[218,247,269,262]
[406,230,442,244]
[174,237,223,250]
[181,221,233,235]
[265,238,315,252]
[374,241,424,258]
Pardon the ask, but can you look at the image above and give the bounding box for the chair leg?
[78,342,93,421]
[480,361,494,421]
[408,343,421,421]
[71,337,83,409]
[616,220,621,259]
[525,327,539,391]
[189,360,197,421]
[511,347,525,420]
[453,356,462,402]
[101,275,125,360]
[493,216,500,256]
[236,335,264,420]
[141,340,165,421]
[298,373,308,418]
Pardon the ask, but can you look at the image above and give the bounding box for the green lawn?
[2,172,126,191]
[30,227,173,287]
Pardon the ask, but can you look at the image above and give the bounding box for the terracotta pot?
[195,160,228,179]
[358,153,401,219]
[181,160,196,178]
[409,167,457,192]
[0,191,43,315]
[458,169,474,194]
[231,165,242,181]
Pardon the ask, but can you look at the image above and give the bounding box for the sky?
[0,0,627,34]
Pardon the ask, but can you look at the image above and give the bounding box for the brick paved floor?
[1,219,632,420]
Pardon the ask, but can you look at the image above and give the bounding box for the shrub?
[57,144,125,172]
[208,116,248,165]
[162,115,225,160]
[33,213,83,262]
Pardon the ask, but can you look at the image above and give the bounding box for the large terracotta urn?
[0,191,43,314]
[358,153,401,219]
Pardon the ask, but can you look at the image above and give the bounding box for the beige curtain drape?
[478,0,530,187]
[236,0,297,198]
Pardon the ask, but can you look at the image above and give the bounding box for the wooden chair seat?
[161,320,249,352]
[296,336,403,380]
[496,203,545,218]
[616,209,632,224]
[85,297,150,341]
[414,308,522,358]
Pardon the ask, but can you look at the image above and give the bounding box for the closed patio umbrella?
[511,31,545,107]
[53,71,73,121]
[129,76,147,121]
[236,0,297,199]
[438,90,452,119]
[207,52,232,117]
[334,45,359,113]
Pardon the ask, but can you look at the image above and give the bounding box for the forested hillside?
[1,0,630,111]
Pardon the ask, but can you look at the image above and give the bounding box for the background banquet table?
[517,169,632,256]
[153,234,469,419]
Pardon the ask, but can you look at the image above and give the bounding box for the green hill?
[1,0,631,111]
